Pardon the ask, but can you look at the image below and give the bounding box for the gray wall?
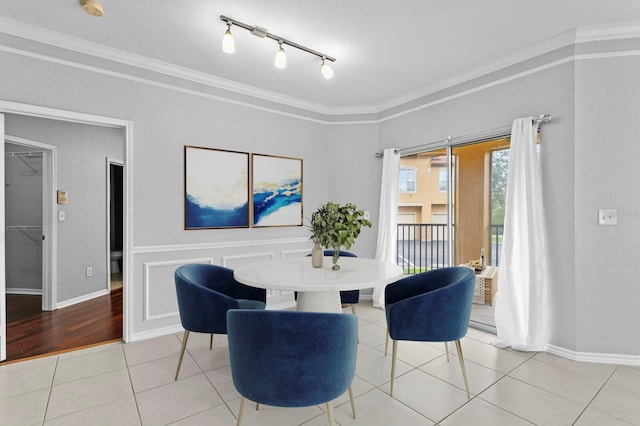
[1,29,639,357]
[574,55,640,355]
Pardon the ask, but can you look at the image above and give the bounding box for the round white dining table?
[233,256,404,313]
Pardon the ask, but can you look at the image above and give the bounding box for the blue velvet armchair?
[174,263,266,381]
[306,250,360,313]
[385,266,475,397]
[227,309,358,425]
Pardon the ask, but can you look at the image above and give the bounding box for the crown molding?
[2,17,640,120]
[375,28,578,113]
[575,20,640,43]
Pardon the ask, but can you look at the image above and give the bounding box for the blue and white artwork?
[252,154,302,227]
[185,146,249,229]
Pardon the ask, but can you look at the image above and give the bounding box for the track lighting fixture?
[219,15,336,79]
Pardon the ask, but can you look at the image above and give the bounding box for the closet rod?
[4,151,43,158]
[375,114,551,157]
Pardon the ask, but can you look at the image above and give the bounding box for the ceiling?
[1,0,640,112]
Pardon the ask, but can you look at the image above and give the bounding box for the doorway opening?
[108,160,123,291]
[1,103,131,363]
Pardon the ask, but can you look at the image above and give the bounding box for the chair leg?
[445,341,450,362]
[454,339,471,399]
[255,402,259,410]
[390,339,398,396]
[210,334,213,350]
[384,329,389,356]
[326,401,335,425]
[348,385,356,419]
[237,397,246,426]
[351,304,356,314]
[174,330,190,381]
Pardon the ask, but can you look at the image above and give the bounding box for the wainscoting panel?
[143,257,213,322]
[221,252,274,269]
[130,238,310,341]
[282,248,310,258]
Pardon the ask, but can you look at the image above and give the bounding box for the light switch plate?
[598,209,617,225]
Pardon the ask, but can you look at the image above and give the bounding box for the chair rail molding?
[132,237,309,254]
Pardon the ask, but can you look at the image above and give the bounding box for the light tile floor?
[1,301,639,425]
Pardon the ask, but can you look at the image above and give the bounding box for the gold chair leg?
[445,341,450,362]
[390,339,398,396]
[326,401,335,425]
[348,385,356,419]
[255,402,259,410]
[385,329,389,356]
[237,397,246,426]
[174,330,189,381]
[455,339,471,399]
[209,334,213,350]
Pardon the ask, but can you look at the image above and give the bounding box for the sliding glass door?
[397,136,510,330]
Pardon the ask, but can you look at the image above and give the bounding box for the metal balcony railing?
[490,224,504,266]
[396,223,504,274]
[396,223,449,274]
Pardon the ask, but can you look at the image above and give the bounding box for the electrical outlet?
[86,267,93,277]
[598,209,617,226]
[363,210,370,220]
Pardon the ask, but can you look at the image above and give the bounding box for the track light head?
[274,42,286,69]
[222,22,235,53]
[321,58,334,79]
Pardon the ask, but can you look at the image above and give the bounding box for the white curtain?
[373,148,400,308]
[493,117,550,351]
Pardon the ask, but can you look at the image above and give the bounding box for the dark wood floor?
[3,287,122,363]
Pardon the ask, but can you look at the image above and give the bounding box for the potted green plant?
[309,202,372,270]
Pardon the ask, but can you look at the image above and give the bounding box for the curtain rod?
[375,114,551,158]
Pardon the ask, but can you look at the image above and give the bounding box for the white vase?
[311,244,323,268]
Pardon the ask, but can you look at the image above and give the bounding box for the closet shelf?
[6,225,42,231]
[6,226,42,244]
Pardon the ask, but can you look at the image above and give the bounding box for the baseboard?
[6,287,43,296]
[129,324,184,343]
[267,300,297,311]
[546,344,640,367]
[56,288,109,310]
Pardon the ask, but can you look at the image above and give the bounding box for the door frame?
[4,135,57,310]
[0,101,133,362]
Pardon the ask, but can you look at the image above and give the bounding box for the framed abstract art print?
[184,146,250,229]
[251,154,303,227]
